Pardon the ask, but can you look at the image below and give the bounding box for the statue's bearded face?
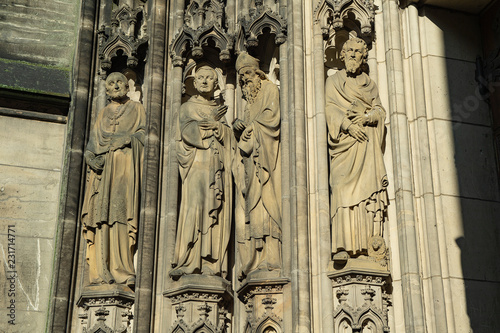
[194,68,217,95]
[343,41,366,74]
[105,73,129,100]
[239,67,261,104]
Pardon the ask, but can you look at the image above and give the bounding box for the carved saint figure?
[81,72,146,288]
[170,65,233,279]
[233,52,282,280]
[325,38,389,259]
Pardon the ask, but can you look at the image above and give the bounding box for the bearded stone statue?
[81,72,146,289]
[325,38,389,261]
[233,52,282,280]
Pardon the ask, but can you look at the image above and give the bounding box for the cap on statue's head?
[235,52,260,73]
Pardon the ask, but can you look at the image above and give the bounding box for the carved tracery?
[98,4,148,73]
[314,0,375,39]
[171,0,233,66]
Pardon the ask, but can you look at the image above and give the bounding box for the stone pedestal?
[76,284,135,333]
[164,275,233,332]
[328,261,391,333]
[237,277,289,333]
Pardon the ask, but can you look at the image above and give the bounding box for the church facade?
[0,0,499,332]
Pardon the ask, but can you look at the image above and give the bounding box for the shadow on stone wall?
[429,3,500,331]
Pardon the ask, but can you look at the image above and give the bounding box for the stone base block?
[328,268,391,333]
[77,284,135,333]
[164,275,233,333]
[237,277,289,333]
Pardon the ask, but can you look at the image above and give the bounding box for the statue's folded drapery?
[326,70,388,256]
[233,80,282,276]
[82,99,145,285]
[172,96,234,277]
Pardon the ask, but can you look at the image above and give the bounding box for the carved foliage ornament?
[314,0,375,38]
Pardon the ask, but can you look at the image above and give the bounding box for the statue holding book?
[325,38,389,261]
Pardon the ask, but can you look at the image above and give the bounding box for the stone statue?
[233,52,282,280]
[325,37,389,261]
[170,65,234,279]
[81,72,146,288]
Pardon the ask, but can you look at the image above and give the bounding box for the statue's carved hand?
[88,155,105,171]
[347,123,368,142]
[232,119,246,133]
[350,114,370,126]
[110,137,131,151]
[199,119,219,131]
[213,105,228,121]
[241,126,253,142]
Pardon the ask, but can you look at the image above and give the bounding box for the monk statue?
[233,52,282,280]
[170,65,234,279]
[325,37,389,262]
[81,72,146,289]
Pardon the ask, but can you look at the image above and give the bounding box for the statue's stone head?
[236,52,267,103]
[105,72,129,100]
[193,65,218,95]
[340,37,368,74]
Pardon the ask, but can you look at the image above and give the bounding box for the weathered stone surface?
[0,114,65,333]
[0,0,79,96]
[0,165,60,238]
[0,115,65,170]
[430,119,499,201]
[0,236,56,332]
[0,1,79,67]
[0,60,70,96]
[425,56,490,126]
[421,6,481,62]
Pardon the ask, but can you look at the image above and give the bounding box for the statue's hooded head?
[236,52,267,104]
[193,65,218,97]
[105,72,129,101]
[340,37,368,75]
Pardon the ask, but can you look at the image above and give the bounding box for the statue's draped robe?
[81,99,145,284]
[234,80,282,276]
[325,70,388,256]
[173,96,233,276]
